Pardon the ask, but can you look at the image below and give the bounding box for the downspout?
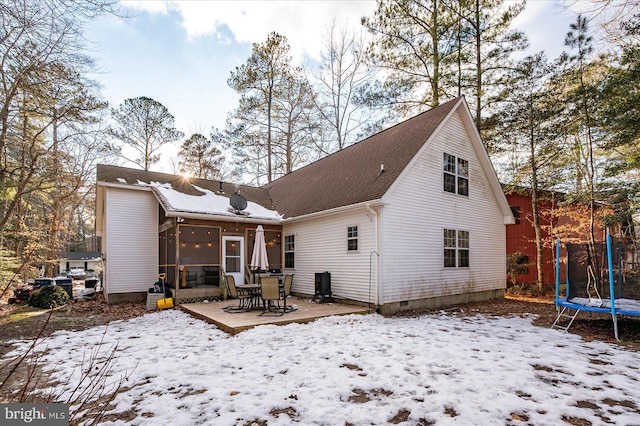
[366,205,380,309]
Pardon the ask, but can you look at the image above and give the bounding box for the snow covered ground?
[5,310,640,425]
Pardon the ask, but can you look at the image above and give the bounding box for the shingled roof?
[96,164,277,217]
[98,97,465,221]
[265,97,461,218]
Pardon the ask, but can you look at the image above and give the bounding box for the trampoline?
[553,233,640,341]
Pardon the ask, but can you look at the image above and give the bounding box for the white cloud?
[122,0,171,14]
[121,0,377,62]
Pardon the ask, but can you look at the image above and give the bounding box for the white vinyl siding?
[283,208,376,304]
[104,187,158,295]
[379,109,506,304]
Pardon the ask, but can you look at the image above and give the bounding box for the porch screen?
[248,229,282,270]
[159,229,176,266]
[159,228,177,287]
[179,226,220,265]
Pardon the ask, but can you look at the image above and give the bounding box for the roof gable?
[265,97,461,218]
[96,97,513,224]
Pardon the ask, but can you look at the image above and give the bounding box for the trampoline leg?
[613,314,619,342]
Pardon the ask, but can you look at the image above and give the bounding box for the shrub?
[28,285,70,309]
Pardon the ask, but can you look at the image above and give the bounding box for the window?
[443,153,469,196]
[347,226,358,251]
[444,229,457,267]
[507,254,529,275]
[444,229,470,268]
[284,235,295,268]
[510,206,521,224]
[458,230,469,267]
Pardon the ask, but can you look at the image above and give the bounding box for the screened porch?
[158,220,283,304]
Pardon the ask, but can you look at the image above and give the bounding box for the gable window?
[347,226,358,251]
[284,235,295,268]
[443,153,469,196]
[444,229,470,268]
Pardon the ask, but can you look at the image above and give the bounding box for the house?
[505,190,559,287]
[96,97,514,313]
[58,251,102,277]
[505,188,635,288]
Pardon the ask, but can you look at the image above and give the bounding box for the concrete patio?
[180,297,372,334]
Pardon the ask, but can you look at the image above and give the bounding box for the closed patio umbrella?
[250,225,269,273]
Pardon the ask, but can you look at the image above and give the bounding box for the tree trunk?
[267,84,273,183]
[529,98,545,292]
[474,0,482,127]
[430,0,440,106]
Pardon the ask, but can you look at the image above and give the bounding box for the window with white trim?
[284,235,295,268]
[444,229,469,268]
[347,226,358,251]
[443,153,469,196]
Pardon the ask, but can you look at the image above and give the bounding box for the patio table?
[238,282,286,312]
[256,273,284,285]
[237,284,262,310]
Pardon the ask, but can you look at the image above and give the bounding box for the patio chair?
[280,274,295,313]
[222,275,252,312]
[259,276,283,316]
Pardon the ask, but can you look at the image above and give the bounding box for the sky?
[85,0,578,174]
[5,308,640,424]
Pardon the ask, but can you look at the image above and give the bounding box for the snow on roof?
[146,181,282,221]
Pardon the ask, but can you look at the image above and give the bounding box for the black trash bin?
[314,272,333,303]
[55,278,73,299]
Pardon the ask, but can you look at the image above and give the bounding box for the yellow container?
[157,297,174,310]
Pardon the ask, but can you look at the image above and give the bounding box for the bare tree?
[0,0,116,282]
[0,1,113,231]
[565,0,640,46]
[314,22,373,153]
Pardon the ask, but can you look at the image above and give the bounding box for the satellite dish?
[230,193,248,212]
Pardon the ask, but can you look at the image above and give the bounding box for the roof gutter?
[98,181,282,225]
[282,199,385,224]
[97,181,154,192]
[163,210,282,225]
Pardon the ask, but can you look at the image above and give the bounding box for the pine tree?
[228,32,318,183]
[178,133,224,180]
[361,0,459,114]
[108,96,184,171]
[558,15,607,283]
[495,53,564,291]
